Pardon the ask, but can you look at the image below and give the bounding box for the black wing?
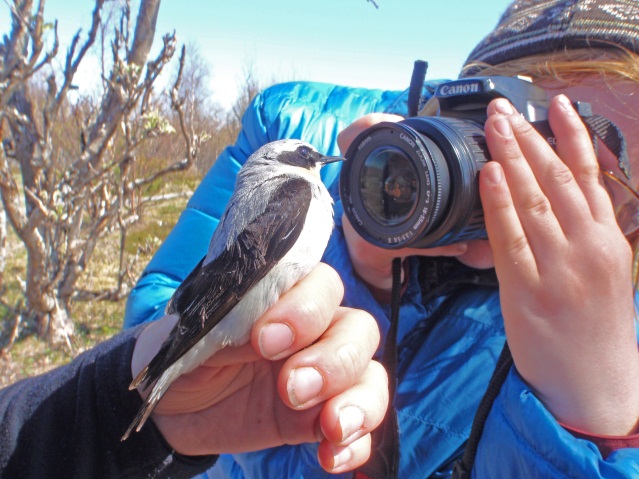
[135,176,313,389]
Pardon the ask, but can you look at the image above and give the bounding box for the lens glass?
[359,146,418,226]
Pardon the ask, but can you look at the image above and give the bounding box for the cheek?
[597,146,619,172]
[455,240,495,269]
[630,144,639,186]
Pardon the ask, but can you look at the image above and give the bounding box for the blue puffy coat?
[124,81,639,478]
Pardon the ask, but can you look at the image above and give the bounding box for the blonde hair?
[462,46,639,279]
[460,46,639,86]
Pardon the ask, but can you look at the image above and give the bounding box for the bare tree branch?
[0,0,203,344]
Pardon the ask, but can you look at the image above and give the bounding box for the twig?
[0,312,21,356]
[0,298,24,356]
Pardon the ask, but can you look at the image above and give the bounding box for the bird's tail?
[121,363,180,441]
[129,364,150,391]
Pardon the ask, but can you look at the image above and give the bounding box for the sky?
[3,0,514,110]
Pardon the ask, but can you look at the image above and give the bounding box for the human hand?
[131,263,387,473]
[337,114,481,292]
[480,95,639,435]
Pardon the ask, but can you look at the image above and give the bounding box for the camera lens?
[360,146,418,226]
[340,118,489,249]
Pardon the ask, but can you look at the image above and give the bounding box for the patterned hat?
[462,0,639,75]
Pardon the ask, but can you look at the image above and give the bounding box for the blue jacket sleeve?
[474,367,639,478]
[473,312,639,479]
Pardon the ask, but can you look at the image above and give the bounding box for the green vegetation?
[0,190,190,388]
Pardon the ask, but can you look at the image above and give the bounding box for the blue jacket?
[124,81,639,478]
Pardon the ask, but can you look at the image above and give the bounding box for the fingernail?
[494,116,512,138]
[259,322,294,359]
[288,367,324,407]
[484,163,504,185]
[495,98,514,115]
[557,94,575,113]
[339,406,365,443]
[330,445,353,470]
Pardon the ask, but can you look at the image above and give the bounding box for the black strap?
[576,102,631,180]
[356,258,402,479]
[452,342,513,479]
[357,257,501,478]
[408,60,428,117]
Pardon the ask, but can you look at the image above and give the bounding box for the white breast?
[175,179,335,374]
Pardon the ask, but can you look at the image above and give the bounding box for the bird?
[121,139,343,440]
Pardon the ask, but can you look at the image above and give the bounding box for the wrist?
[532,347,639,436]
[562,421,639,458]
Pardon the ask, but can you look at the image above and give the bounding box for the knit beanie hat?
[462,0,639,76]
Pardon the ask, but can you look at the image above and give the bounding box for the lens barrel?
[340,117,490,248]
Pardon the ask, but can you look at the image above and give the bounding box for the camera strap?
[408,60,428,117]
[581,112,631,180]
[452,342,512,479]
[357,257,501,479]
[354,257,402,479]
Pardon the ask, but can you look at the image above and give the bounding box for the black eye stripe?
[276,146,316,169]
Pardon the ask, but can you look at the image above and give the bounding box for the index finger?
[278,305,381,410]
[251,262,344,360]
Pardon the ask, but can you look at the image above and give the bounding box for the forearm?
[0,324,216,478]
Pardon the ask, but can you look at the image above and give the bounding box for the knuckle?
[296,264,344,321]
[591,234,632,273]
[510,115,537,137]
[368,361,389,401]
[546,161,574,187]
[576,161,600,181]
[332,342,362,379]
[299,295,325,322]
[352,308,380,349]
[506,232,530,257]
[320,263,345,303]
[522,193,552,218]
[488,192,513,213]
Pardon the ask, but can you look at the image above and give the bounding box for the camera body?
[339,76,563,249]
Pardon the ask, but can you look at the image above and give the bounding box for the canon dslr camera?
[340,76,580,249]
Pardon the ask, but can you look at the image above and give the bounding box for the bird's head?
[252,140,344,177]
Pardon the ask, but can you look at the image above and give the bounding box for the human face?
[455,78,639,269]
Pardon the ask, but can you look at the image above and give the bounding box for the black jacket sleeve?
[0,324,217,478]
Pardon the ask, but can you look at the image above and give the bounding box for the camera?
[339,76,574,249]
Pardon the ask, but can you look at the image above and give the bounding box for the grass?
[0,178,193,388]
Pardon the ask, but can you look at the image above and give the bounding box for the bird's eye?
[298,146,311,159]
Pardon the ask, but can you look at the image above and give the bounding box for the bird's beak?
[320,155,345,165]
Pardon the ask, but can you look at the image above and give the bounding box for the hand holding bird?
[129,263,387,473]
[121,140,388,473]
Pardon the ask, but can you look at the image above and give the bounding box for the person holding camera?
[124,0,639,477]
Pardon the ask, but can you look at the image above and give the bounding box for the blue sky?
[3,0,513,109]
